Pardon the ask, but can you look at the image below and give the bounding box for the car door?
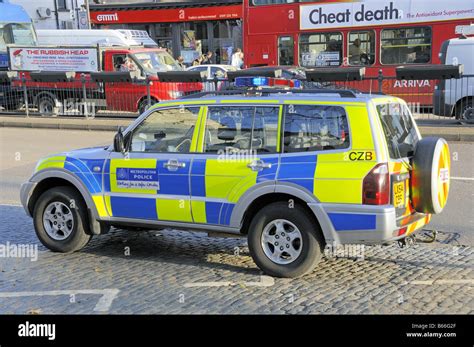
[189,104,281,226]
[106,106,202,222]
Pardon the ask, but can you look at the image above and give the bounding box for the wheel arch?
[27,169,102,233]
[232,182,333,244]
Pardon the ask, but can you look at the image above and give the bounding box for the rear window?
[376,103,419,159]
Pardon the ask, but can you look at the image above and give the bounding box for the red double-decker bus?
[243,0,474,104]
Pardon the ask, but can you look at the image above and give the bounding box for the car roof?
[160,92,399,106]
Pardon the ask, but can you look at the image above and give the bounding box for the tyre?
[138,98,158,115]
[455,98,474,124]
[411,137,451,214]
[247,201,324,278]
[33,186,92,253]
[37,95,60,117]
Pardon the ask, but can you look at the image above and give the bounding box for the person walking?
[231,48,244,69]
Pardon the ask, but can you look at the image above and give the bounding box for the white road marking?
[411,279,474,285]
[0,203,22,207]
[451,177,474,181]
[0,289,120,312]
[184,276,275,288]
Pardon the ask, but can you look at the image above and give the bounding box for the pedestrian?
[177,55,186,70]
[192,55,204,66]
[203,51,214,65]
[231,48,244,69]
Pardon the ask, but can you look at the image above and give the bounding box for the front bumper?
[20,181,37,217]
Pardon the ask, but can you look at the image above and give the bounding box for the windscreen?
[133,51,181,72]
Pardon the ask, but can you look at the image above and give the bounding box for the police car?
[20,76,451,278]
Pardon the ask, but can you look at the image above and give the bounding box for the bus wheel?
[38,95,60,117]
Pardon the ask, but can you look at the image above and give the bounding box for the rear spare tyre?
[411,137,450,214]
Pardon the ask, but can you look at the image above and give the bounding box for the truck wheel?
[411,137,451,214]
[37,95,60,117]
[33,187,92,253]
[247,202,324,278]
[138,98,158,115]
[456,98,474,124]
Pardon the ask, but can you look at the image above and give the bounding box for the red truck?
[9,46,202,115]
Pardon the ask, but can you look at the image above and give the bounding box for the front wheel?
[33,186,92,253]
[247,202,324,278]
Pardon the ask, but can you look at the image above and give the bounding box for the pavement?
[0,127,472,314]
[1,114,474,141]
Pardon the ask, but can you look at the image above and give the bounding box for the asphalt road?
[0,127,472,314]
[1,127,473,245]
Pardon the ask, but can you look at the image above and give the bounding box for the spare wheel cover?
[412,137,450,214]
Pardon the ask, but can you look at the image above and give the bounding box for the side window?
[130,107,200,153]
[113,54,138,72]
[381,27,431,65]
[299,32,343,67]
[283,105,349,152]
[348,30,375,66]
[204,106,280,154]
[210,66,226,79]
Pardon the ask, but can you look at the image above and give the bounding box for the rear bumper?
[309,202,431,245]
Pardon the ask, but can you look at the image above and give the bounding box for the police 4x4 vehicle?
[21,75,451,278]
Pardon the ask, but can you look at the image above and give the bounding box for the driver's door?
[105,106,201,222]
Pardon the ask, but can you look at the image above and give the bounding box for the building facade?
[10,0,86,29]
[89,0,243,65]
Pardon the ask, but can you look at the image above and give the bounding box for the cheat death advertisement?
[300,0,474,30]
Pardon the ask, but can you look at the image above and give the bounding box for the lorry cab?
[21,79,451,278]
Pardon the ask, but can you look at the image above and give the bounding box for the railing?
[0,67,472,124]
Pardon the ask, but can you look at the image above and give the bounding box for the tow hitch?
[397,235,416,248]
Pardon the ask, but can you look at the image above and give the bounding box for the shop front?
[90,1,243,66]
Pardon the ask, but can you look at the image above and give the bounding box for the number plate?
[393,181,405,208]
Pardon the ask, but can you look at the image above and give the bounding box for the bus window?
[299,32,342,67]
[381,27,431,65]
[348,30,375,66]
[278,36,294,65]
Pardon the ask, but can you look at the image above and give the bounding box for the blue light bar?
[235,76,270,87]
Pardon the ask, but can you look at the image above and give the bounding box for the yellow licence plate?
[393,181,405,208]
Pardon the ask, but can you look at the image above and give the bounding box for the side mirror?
[113,127,126,153]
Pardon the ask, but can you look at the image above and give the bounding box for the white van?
[433,25,474,122]
[36,29,158,47]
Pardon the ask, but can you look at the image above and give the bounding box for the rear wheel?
[138,98,158,115]
[247,202,324,278]
[33,186,92,253]
[455,98,474,124]
[37,95,60,117]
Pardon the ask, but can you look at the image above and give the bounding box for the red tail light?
[363,163,390,205]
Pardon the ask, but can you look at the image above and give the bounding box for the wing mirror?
[113,127,127,154]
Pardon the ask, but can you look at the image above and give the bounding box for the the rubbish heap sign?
[300,0,474,30]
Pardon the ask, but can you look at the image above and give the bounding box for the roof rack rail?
[179,88,358,99]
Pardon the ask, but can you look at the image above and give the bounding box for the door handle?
[247,160,272,172]
[164,159,186,171]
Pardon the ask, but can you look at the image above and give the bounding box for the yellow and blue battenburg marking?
[31,97,434,237]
